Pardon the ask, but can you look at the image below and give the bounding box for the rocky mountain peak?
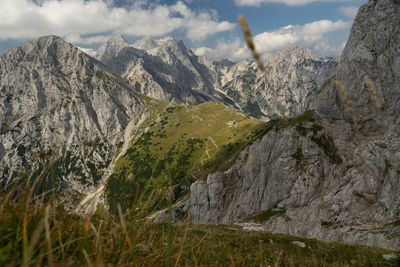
[132,36,158,50]
[267,46,318,67]
[17,35,73,56]
[157,36,176,45]
[95,34,129,62]
[107,34,129,48]
[133,35,192,56]
[30,35,66,46]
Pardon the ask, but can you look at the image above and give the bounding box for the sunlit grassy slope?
[106,101,268,215]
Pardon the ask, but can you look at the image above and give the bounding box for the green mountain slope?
[106,101,268,214]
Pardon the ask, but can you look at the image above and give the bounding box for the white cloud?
[194,38,249,61]
[77,46,97,57]
[235,0,361,7]
[65,34,110,45]
[0,0,235,43]
[312,41,344,56]
[196,19,351,61]
[253,19,351,54]
[338,5,359,18]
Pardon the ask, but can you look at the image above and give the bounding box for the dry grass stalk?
[117,203,134,251]
[239,15,265,72]
[363,75,381,110]
[45,205,55,267]
[26,217,45,266]
[335,80,358,125]
[0,184,394,266]
[82,249,92,267]
[248,154,254,181]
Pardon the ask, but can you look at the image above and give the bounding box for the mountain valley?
[0,1,399,262]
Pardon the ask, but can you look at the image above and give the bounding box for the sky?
[0,0,367,61]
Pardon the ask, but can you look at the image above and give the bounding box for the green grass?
[244,209,286,223]
[292,146,308,171]
[0,187,398,266]
[106,101,269,215]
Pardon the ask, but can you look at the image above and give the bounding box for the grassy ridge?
[106,101,268,215]
[1,187,398,267]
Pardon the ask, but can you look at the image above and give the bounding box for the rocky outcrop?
[186,0,400,250]
[0,36,144,193]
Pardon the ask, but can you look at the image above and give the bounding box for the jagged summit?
[106,34,129,48]
[219,46,335,119]
[10,35,73,55]
[133,36,181,49]
[32,35,64,43]
[132,36,159,50]
[267,46,318,67]
[95,34,221,104]
[95,34,130,62]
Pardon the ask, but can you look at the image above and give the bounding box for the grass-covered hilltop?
[106,100,268,215]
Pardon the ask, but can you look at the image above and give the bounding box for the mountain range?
[95,34,336,119]
[0,0,399,251]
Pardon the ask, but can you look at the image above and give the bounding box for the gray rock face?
[0,36,144,193]
[187,0,400,250]
[220,47,335,119]
[311,0,400,128]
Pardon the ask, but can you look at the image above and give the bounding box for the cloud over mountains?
[235,0,362,7]
[195,19,350,61]
[0,0,235,43]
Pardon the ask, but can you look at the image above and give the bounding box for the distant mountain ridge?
[96,36,336,119]
[219,46,336,118]
[96,35,228,105]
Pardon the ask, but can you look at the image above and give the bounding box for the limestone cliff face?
[186,0,400,250]
[0,36,144,193]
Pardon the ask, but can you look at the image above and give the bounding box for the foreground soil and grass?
[1,186,398,267]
